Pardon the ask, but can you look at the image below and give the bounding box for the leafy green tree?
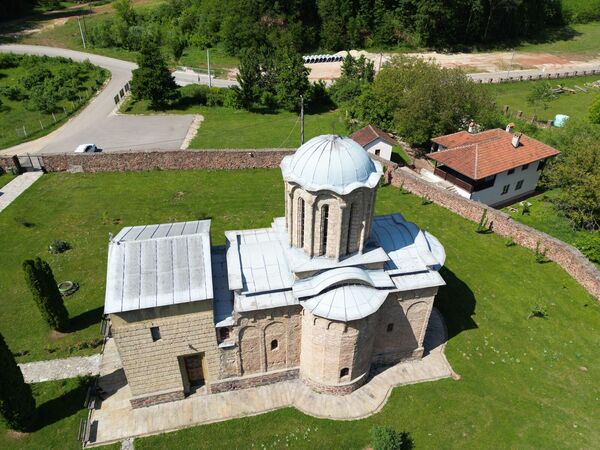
[589,94,600,124]
[168,31,187,61]
[527,82,557,113]
[0,332,36,431]
[130,42,179,110]
[23,257,69,332]
[273,46,310,112]
[544,121,600,230]
[27,82,58,113]
[21,66,52,90]
[347,55,499,145]
[331,53,375,106]
[234,49,262,109]
[112,0,137,26]
[371,425,413,450]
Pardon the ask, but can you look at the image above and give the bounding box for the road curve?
[0,44,196,155]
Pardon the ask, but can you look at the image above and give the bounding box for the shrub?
[573,233,600,263]
[0,53,20,69]
[48,239,71,254]
[589,94,600,125]
[528,305,548,319]
[206,87,225,106]
[505,238,516,247]
[371,426,413,450]
[535,241,550,264]
[0,85,25,101]
[476,209,490,233]
[21,66,53,90]
[182,84,209,105]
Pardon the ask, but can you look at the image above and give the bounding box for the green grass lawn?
[485,75,600,122]
[0,173,16,188]
[517,21,600,55]
[122,97,347,149]
[0,55,108,149]
[0,170,598,448]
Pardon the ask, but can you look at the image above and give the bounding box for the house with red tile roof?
[351,124,396,161]
[426,126,559,206]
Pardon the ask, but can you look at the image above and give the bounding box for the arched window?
[340,367,349,378]
[386,323,394,333]
[219,327,230,341]
[346,203,353,254]
[320,204,329,255]
[270,339,278,350]
[298,197,305,248]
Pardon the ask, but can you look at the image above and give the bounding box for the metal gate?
[17,154,44,172]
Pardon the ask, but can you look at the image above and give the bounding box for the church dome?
[280,135,383,195]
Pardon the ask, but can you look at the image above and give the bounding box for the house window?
[219,327,230,341]
[522,163,529,170]
[386,323,394,332]
[150,326,161,342]
[374,149,380,156]
[501,184,510,195]
[320,205,329,256]
[298,197,305,248]
[340,367,349,378]
[515,180,524,190]
[270,339,278,350]
[507,168,515,175]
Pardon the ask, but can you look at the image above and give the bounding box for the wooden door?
[184,354,204,386]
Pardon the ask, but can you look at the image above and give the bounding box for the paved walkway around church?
[86,308,455,447]
[19,354,101,383]
[0,172,44,213]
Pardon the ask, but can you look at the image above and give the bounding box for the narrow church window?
[387,323,394,332]
[298,197,305,247]
[219,327,230,341]
[150,326,161,341]
[340,367,349,378]
[271,339,278,350]
[321,204,329,255]
[346,204,353,254]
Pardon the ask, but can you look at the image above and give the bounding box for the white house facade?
[351,124,396,161]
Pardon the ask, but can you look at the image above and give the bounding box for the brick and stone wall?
[390,167,600,300]
[210,368,299,394]
[110,301,220,403]
[0,149,294,174]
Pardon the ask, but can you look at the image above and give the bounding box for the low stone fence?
[391,167,600,300]
[0,149,295,174]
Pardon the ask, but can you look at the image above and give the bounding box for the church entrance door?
[183,354,205,386]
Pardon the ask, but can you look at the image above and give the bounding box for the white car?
[74,144,99,153]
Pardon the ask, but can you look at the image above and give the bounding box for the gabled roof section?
[351,124,396,147]
[428,129,559,180]
[104,220,213,314]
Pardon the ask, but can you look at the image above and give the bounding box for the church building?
[103,135,446,408]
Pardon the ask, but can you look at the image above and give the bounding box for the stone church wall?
[110,301,220,408]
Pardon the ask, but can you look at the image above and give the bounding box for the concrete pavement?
[19,354,101,383]
[87,309,454,446]
[0,44,195,155]
[0,172,44,213]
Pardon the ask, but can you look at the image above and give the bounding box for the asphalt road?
[0,44,199,155]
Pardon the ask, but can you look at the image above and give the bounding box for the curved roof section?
[301,284,389,322]
[281,134,383,195]
[292,266,395,299]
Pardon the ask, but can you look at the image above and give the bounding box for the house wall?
[110,301,220,408]
[471,162,542,206]
[364,138,393,161]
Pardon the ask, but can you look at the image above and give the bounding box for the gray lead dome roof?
[281,134,383,195]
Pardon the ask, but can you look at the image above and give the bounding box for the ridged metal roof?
[281,135,383,194]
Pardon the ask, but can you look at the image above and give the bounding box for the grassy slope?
[0,58,107,149]
[122,98,347,149]
[0,170,598,448]
[485,75,600,122]
[0,173,16,188]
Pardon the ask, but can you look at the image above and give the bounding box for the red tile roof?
[351,124,396,147]
[428,129,560,180]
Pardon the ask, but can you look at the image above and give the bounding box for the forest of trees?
[84,0,568,59]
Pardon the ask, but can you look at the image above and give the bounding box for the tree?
[23,257,69,331]
[544,121,600,230]
[168,31,187,61]
[330,53,375,106]
[371,425,413,450]
[234,49,262,109]
[273,46,310,112]
[527,82,557,113]
[0,332,36,431]
[130,42,179,110]
[589,94,600,124]
[112,0,137,26]
[347,55,499,145]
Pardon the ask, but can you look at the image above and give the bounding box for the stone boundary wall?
[391,167,600,300]
[0,149,295,174]
[209,368,299,394]
[130,389,185,409]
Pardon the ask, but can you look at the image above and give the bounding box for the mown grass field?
[0,173,16,188]
[485,75,600,122]
[122,97,347,149]
[0,170,598,449]
[0,55,107,149]
[517,21,600,55]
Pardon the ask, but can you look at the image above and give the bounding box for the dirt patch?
[6,430,29,440]
[48,330,68,341]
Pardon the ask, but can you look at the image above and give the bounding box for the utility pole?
[300,95,304,145]
[378,53,383,73]
[77,17,86,49]
[207,48,212,88]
